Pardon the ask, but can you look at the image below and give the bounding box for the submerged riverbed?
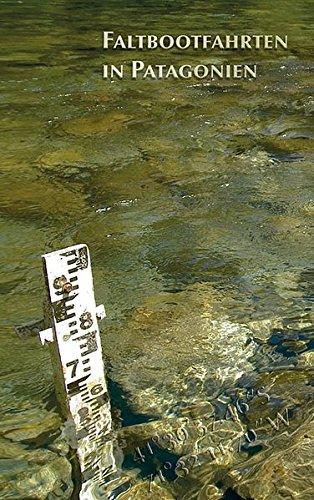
[0,0,313,498]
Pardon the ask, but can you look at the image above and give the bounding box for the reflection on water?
[0,0,313,498]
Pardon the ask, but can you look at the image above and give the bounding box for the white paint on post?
[40,244,117,498]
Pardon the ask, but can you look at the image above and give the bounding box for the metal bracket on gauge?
[36,244,126,499]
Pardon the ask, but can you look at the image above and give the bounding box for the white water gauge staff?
[38,244,121,499]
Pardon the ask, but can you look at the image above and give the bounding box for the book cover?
[0,0,313,498]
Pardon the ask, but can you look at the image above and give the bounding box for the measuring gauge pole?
[39,244,122,499]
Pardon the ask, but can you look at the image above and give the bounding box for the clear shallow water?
[0,0,313,498]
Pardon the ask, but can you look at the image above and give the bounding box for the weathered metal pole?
[39,244,117,498]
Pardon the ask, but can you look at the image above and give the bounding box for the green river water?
[0,0,313,498]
